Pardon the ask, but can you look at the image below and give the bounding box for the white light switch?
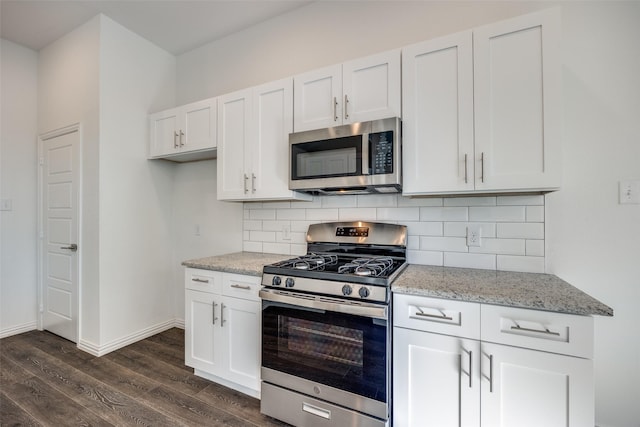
[619,180,640,204]
[0,199,12,211]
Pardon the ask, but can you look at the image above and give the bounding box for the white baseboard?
[0,321,38,339]
[77,318,183,357]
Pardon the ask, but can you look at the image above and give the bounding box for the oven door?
[260,289,389,415]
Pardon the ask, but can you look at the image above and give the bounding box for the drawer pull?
[511,322,560,336]
[303,402,331,420]
[414,306,453,321]
[230,284,252,290]
[192,278,210,283]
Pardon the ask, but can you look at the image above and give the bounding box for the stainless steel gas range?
[259,221,407,427]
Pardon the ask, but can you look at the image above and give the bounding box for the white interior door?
[41,127,79,342]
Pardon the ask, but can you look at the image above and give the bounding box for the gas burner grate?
[274,253,338,271]
[338,257,395,277]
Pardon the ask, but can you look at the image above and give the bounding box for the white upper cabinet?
[402,8,561,195]
[217,78,312,201]
[294,49,401,132]
[149,97,217,161]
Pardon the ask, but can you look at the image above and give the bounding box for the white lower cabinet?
[185,269,261,397]
[393,294,594,427]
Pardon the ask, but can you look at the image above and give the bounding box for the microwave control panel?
[370,131,394,175]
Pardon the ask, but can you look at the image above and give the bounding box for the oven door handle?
[259,289,387,320]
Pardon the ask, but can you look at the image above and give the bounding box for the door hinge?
[39,304,44,313]
[39,156,45,166]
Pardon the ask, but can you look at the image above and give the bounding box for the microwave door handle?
[362,134,370,175]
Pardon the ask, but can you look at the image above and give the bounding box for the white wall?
[38,16,102,343]
[98,16,177,348]
[171,160,243,321]
[176,2,639,425]
[0,39,39,337]
[546,3,640,426]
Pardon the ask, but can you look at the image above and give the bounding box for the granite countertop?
[182,252,289,277]
[393,264,613,317]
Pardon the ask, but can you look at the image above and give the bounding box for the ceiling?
[0,0,312,55]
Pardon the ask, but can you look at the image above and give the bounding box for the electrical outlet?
[194,224,201,236]
[619,180,640,204]
[467,225,482,247]
[282,225,291,240]
[0,199,12,211]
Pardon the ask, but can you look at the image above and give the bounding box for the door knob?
[61,243,78,252]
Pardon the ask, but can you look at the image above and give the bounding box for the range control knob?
[285,277,295,288]
[358,287,370,298]
[341,285,353,296]
[272,276,282,286]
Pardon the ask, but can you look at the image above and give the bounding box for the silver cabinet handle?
[60,243,78,252]
[488,353,494,392]
[344,94,349,120]
[243,174,249,194]
[212,302,218,325]
[303,402,331,420]
[464,153,468,184]
[333,97,338,121]
[191,277,209,283]
[174,131,179,148]
[251,173,256,193]
[468,350,473,388]
[230,284,251,290]
[511,322,560,336]
[179,130,185,147]
[413,306,453,321]
[480,152,485,183]
[220,303,226,326]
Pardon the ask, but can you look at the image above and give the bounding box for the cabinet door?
[221,296,261,391]
[181,98,216,152]
[293,64,342,131]
[393,327,480,427]
[217,89,252,200]
[185,289,223,374]
[481,342,593,427]
[251,78,294,199]
[474,8,561,191]
[402,32,474,195]
[149,108,179,157]
[342,49,401,124]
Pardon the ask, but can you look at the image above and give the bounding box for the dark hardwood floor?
[0,328,289,426]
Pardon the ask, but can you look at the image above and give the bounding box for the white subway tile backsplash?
[526,240,545,256]
[469,238,526,255]
[497,195,544,206]
[339,208,377,221]
[420,207,468,221]
[444,196,496,207]
[497,255,545,273]
[377,207,420,221]
[242,195,545,273]
[306,208,339,221]
[401,221,443,237]
[357,194,398,208]
[420,236,468,252]
[321,195,357,208]
[497,223,544,239]
[526,206,544,222]
[444,252,496,270]
[277,208,306,220]
[469,206,525,222]
[408,250,443,266]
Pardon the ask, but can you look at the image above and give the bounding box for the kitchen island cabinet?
[402,8,561,195]
[185,268,262,397]
[293,49,401,132]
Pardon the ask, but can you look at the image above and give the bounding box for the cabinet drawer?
[481,305,593,358]
[393,294,480,340]
[185,268,222,293]
[222,273,261,302]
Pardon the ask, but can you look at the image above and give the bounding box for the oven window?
[262,301,387,402]
[291,135,363,180]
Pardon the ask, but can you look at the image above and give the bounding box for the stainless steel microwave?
[289,117,402,195]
